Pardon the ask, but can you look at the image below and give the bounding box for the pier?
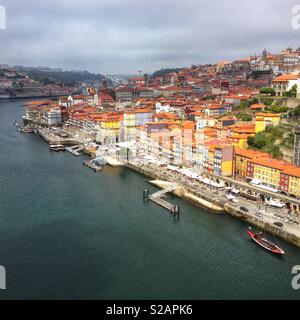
[149,185,178,199]
[65,145,84,156]
[144,184,180,215]
[129,161,300,248]
[149,197,180,215]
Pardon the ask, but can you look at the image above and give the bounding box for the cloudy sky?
[0,0,299,74]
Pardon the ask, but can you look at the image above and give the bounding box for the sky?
[0,0,300,75]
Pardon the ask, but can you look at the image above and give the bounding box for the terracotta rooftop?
[273,74,299,82]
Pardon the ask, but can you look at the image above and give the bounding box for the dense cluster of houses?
[24,47,300,197]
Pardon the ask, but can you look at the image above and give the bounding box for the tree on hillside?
[260,87,276,96]
[247,136,255,146]
[236,98,258,110]
[265,105,288,113]
[152,68,181,78]
[283,84,297,98]
[261,97,274,106]
[288,104,300,119]
[247,132,267,149]
[236,114,253,121]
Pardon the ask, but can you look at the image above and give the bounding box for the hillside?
[248,125,295,160]
[152,68,182,78]
[14,67,105,86]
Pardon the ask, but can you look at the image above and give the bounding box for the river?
[0,99,299,300]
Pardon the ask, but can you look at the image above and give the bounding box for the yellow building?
[288,175,300,197]
[96,113,122,144]
[227,123,255,149]
[234,148,271,178]
[281,166,300,197]
[213,145,234,177]
[100,113,121,130]
[255,113,281,133]
[228,133,250,149]
[235,154,247,178]
[250,158,286,189]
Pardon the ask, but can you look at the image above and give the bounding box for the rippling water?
[0,99,299,300]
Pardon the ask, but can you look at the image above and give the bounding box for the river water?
[0,99,299,300]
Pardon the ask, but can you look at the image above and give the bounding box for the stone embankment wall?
[127,162,300,248]
[225,204,300,248]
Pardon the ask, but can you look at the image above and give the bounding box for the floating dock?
[65,145,84,156]
[83,160,103,172]
[144,185,180,215]
[149,197,179,214]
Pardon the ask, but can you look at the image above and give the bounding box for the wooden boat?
[247,228,285,255]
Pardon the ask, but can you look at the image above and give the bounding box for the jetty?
[65,145,84,156]
[144,183,180,215]
[149,184,178,199]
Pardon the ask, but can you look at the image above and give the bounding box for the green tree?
[236,114,253,121]
[254,132,267,148]
[237,101,250,110]
[265,105,288,113]
[283,84,297,98]
[288,104,300,118]
[249,97,259,105]
[260,87,276,96]
[261,98,274,106]
[247,136,255,146]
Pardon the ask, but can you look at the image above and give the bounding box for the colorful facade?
[255,113,281,133]
[213,145,234,177]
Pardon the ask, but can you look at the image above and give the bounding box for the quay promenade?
[127,161,300,248]
[38,128,82,145]
[22,117,300,248]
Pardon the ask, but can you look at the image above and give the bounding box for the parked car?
[274,222,283,228]
[240,206,249,212]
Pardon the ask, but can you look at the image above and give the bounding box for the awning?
[250,179,261,185]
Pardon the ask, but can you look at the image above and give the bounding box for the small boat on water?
[19,127,34,134]
[49,144,65,152]
[247,228,285,255]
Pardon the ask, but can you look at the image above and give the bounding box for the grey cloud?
[0,0,299,74]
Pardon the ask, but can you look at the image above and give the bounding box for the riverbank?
[38,127,81,145]
[149,180,225,213]
[20,115,300,249]
[126,161,300,248]
[0,93,72,100]
[3,98,300,300]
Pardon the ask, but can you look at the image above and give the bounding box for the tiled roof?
[272,74,299,82]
